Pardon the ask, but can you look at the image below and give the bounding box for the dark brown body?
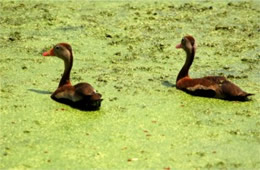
[51,82,102,110]
[43,43,102,110]
[176,36,253,101]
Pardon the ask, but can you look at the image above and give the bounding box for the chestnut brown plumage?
[43,43,102,110]
[175,35,253,101]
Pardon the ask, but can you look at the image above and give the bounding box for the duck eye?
[55,46,60,50]
[181,38,185,44]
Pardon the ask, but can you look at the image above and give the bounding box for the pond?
[0,0,259,169]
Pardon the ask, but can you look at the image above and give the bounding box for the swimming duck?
[43,43,102,110]
[175,35,253,101]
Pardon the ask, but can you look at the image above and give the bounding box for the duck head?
[176,35,196,53]
[43,43,72,62]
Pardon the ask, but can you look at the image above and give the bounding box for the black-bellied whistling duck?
[175,35,253,101]
[43,43,102,110]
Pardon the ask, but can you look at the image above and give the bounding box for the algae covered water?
[0,0,259,169]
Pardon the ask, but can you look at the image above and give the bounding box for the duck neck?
[58,55,73,87]
[176,47,195,82]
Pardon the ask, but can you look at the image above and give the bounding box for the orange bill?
[43,48,55,56]
[176,43,182,49]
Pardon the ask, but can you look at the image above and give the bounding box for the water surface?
[0,0,259,169]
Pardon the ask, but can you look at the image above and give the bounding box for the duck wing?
[204,76,253,100]
[74,82,102,101]
[74,83,96,96]
[74,82,102,110]
[177,78,218,97]
[220,80,253,100]
[203,76,227,84]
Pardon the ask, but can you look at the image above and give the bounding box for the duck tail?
[88,93,103,109]
[245,93,254,97]
[91,93,102,101]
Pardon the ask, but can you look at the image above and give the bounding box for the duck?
[175,35,253,101]
[43,43,102,110]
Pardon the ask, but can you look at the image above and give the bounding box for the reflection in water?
[28,89,52,94]
[162,80,176,88]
